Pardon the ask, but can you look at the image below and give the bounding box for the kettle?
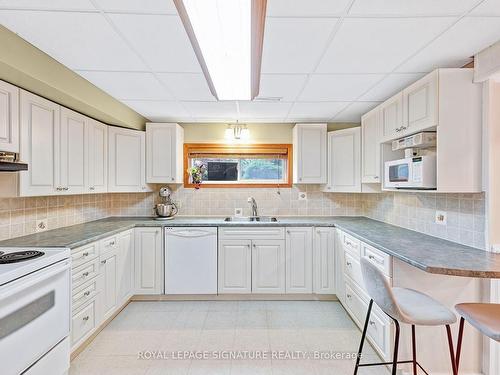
[154,187,178,218]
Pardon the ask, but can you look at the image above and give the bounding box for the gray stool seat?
[393,287,457,326]
[455,303,500,341]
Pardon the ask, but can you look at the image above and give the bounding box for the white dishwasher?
[164,227,218,294]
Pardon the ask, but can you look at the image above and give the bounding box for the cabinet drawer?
[219,227,285,240]
[72,258,99,289]
[345,282,367,325]
[72,278,98,312]
[71,243,98,269]
[99,235,118,255]
[342,232,361,258]
[362,244,392,277]
[344,252,364,289]
[71,300,96,346]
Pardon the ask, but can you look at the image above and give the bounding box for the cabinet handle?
[171,177,174,181]
[253,244,256,248]
[374,176,379,179]
[84,291,91,297]
[82,272,89,277]
[101,260,107,264]
[142,186,146,190]
[346,261,352,266]
[369,320,376,326]
[286,230,290,234]
[89,186,95,191]
[63,187,69,191]
[56,187,62,191]
[299,177,302,181]
[82,252,89,257]
[83,316,90,322]
[347,294,352,299]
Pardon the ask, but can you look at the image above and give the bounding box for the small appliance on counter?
[154,187,178,220]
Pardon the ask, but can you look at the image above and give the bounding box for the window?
[184,144,292,188]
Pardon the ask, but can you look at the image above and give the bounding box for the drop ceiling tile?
[238,101,292,119]
[288,102,350,120]
[257,74,308,102]
[0,11,146,71]
[469,0,500,16]
[267,0,351,17]
[109,14,201,72]
[397,17,500,72]
[77,71,173,100]
[332,101,381,122]
[182,101,238,120]
[0,0,95,10]
[316,17,455,73]
[157,73,215,101]
[349,0,479,16]
[360,73,425,101]
[299,74,383,101]
[261,17,339,74]
[122,100,190,121]
[94,0,177,14]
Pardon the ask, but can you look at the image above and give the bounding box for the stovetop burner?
[0,250,44,264]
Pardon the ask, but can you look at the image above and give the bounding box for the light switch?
[298,192,307,201]
[435,211,447,225]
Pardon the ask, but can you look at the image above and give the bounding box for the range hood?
[0,152,28,172]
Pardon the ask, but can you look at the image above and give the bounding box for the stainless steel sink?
[223,216,278,222]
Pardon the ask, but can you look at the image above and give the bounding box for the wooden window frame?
[184,143,293,188]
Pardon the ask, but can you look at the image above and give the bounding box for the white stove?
[0,247,71,375]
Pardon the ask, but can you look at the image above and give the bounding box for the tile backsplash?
[0,186,486,250]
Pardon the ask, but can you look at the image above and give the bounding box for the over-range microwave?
[384,156,436,190]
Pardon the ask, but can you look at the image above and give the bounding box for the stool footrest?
[358,360,430,375]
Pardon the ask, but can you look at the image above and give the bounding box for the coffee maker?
[154,187,178,220]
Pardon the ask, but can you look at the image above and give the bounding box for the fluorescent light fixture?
[175,0,266,101]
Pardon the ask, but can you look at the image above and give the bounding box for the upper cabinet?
[87,119,108,193]
[323,128,361,193]
[146,123,184,184]
[402,70,438,133]
[108,126,151,193]
[361,108,381,184]
[380,92,403,142]
[0,80,19,153]
[293,123,327,184]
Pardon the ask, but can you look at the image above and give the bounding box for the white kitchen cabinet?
[116,229,134,304]
[380,92,404,142]
[134,227,163,295]
[252,240,286,294]
[293,123,327,184]
[313,227,336,294]
[87,119,108,193]
[361,108,381,184]
[19,90,60,196]
[218,239,252,294]
[99,248,117,322]
[335,229,345,304]
[146,123,184,183]
[402,70,438,134]
[323,128,361,193]
[59,107,86,194]
[0,79,19,153]
[285,227,313,293]
[108,126,150,193]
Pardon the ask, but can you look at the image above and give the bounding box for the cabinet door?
[380,92,404,141]
[335,229,346,304]
[361,108,381,183]
[293,124,327,183]
[87,120,108,193]
[134,227,162,295]
[326,128,361,193]
[117,230,134,304]
[252,240,285,293]
[313,227,336,294]
[218,239,252,294]
[99,249,117,322]
[146,123,183,183]
[403,70,438,133]
[285,228,313,293]
[108,127,149,192]
[59,107,86,194]
[19,90,60,196]
[0,80,19,153]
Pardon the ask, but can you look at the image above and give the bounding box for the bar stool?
[354,257,458,375]
[455,303,500,372]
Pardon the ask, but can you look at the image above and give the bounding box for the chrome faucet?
[248,197,258,217]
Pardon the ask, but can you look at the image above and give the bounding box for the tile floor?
[70,301,388,375]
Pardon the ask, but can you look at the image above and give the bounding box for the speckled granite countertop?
[0,216,499,278]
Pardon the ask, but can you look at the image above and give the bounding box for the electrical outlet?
[234,208,243,217]
[435,211,447,225]
[298,192,307,201]
[36,219,47,232]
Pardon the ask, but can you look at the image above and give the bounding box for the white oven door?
[0,259,70,375]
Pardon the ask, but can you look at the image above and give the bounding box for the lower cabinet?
[99,248,118,322]
[313,227,336,294]
[134,227,163,295]
[252,240,286,293]
[285,228,313,293]
[117,230,134,304]
[218,239,252,294]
